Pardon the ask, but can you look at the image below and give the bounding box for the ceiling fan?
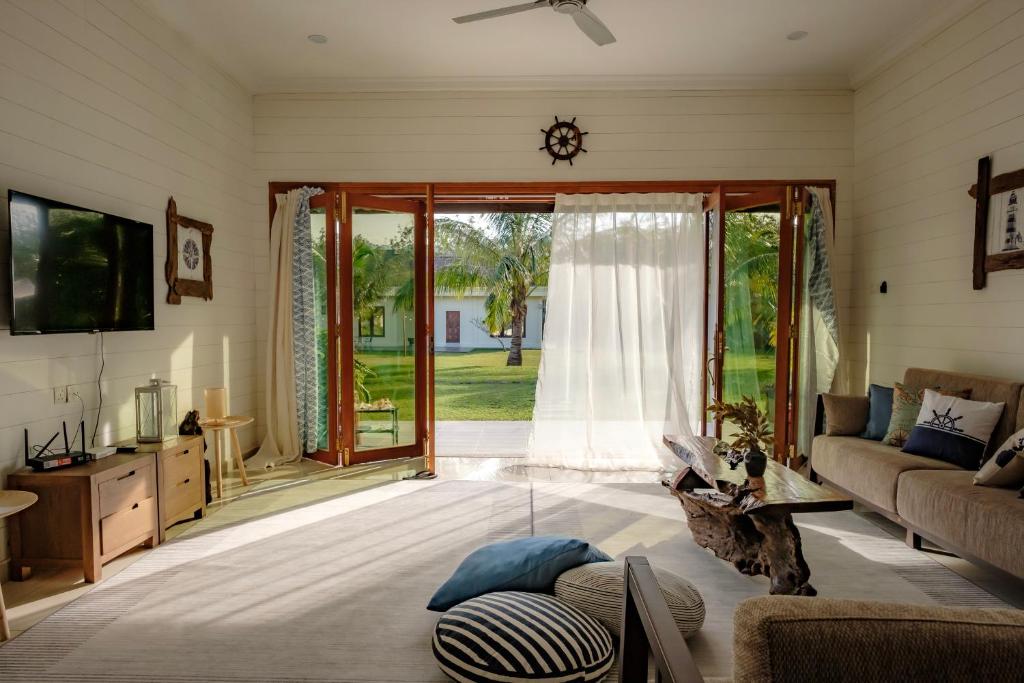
[452,0,616,46]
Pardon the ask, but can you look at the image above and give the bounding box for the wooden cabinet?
[150,436,206,541]
[6,436,206,582]
[7,454,160,583]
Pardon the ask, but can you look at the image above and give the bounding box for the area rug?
[0,480,1007,681]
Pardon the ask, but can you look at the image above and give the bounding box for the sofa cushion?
[902,389,1004,470]
[897,469,1024,579]
[732,596,1024,683]
[811,436,961,513]
[822,394,869,436]
[904,368,1023,459]
[975,427,1024,487]
[860,384,894,441]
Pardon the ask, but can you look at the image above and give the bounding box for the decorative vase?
[744,446,768,478]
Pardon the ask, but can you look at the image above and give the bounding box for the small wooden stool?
[0,490,37,641]
[199,416,254,498]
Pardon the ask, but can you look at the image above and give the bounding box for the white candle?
[204,387,227,420]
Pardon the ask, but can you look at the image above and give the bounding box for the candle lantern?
[135,378,178,443]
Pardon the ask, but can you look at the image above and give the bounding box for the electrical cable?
[90,331,105,447]
[71,390,85,451]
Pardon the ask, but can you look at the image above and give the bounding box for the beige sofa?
[810,367,1024,580]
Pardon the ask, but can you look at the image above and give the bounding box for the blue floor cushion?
[432,591,614,682]
[427,536,612,611]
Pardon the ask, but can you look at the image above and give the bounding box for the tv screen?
[8,190,154,334]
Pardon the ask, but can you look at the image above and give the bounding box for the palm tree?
[434,213,552,366]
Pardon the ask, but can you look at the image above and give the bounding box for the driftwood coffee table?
[663,434,852,596]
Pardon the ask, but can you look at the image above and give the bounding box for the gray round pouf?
[554,560,706,637]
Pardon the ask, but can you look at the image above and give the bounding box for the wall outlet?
[53,385,69,404]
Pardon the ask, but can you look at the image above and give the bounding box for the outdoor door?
[340,193,429,466]
[705,186,804,463]
[446,311,460,344]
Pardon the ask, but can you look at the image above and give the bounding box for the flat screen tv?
[8,190,154,334]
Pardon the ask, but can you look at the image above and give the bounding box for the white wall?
[0,0,260,568]
[434,293,546,351]
[252,88,856,372]
[847,0,1024,388]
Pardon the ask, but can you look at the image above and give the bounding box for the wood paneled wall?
[848,0,1024,387]
[0,0,261,568]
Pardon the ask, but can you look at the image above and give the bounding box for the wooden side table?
[199,416,254,498]
[1,490,37,641]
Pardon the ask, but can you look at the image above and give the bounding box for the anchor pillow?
[901,389,1004,470]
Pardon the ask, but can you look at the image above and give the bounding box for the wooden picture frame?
[969,156,1024,289]
[165,197,213,304]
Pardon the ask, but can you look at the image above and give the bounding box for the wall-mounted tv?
[8,190,154,335]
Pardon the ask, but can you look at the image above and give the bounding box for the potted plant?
[707,396,774,477]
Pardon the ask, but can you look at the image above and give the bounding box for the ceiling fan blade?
[572,6,616,46]
[452,1,548,24]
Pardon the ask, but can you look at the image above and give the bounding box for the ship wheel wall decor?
[541,116,588,166]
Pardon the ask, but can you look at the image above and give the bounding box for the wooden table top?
[8,453,154,479]
[0,490,38,518]
[199,415,254,430]
[663,434,852,515]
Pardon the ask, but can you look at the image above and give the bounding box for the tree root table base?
[663,434,852,597]
[675,483,816,596]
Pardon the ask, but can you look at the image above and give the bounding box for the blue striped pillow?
[432,591,614,683]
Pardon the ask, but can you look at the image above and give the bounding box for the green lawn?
[359,348,540,422]
[358,347,774,423]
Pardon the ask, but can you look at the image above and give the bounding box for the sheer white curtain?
[526,193,705,473]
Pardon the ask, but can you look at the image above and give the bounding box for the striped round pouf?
[554,561,705,638]
[432,591,614,683]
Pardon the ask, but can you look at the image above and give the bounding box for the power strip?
[88,446,117,459]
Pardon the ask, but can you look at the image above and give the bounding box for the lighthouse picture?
[990,187,1023,255]
[1003,190,1020,252]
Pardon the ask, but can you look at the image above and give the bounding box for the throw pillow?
[974,428,1024,487]
[426,536,612,611]
[860,384,894,441]
[554,560,705,638]
[902,389,1005,470]
[821,394,870,436]
[883,384,970,448]
[432,592,614,683]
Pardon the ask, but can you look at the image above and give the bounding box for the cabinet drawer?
[100,497,155,555]
[163,446,201,487]
[164,472,203,522]
[98,464,155,518]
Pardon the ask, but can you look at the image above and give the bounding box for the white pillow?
[975,428,1024,487]
[901,389,1004,470]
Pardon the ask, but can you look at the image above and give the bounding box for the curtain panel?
[249,186,323,470]
[796,186,841,460]
[526,193,705,474]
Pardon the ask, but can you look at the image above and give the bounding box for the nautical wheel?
[926,407,964,433]
[540,116,588,166]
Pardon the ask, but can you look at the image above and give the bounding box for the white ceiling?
[141,0,976,92]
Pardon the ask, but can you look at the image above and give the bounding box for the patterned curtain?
[291,187,324,454]
[796,187,841,461]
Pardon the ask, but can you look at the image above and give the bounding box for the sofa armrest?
[732,596,1024,683]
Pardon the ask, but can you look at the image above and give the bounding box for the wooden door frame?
[268,179,836,471]
[306,192,340,466]
[343,193,428,466]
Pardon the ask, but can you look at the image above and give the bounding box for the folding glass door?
[309,191,430,466]
[704,186,804,464]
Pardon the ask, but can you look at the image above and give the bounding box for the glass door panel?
[342,194,427,465]
[308,192,338,464]
[721,208,781,442]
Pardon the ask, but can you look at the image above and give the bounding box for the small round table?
[0,490,37,641]
[199,416,254,498]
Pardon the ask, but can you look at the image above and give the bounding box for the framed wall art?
[970,156,1024,289]
[165,197,213,304]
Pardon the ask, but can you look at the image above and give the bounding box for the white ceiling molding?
[849,0,983,88]
[255,73,853,95]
